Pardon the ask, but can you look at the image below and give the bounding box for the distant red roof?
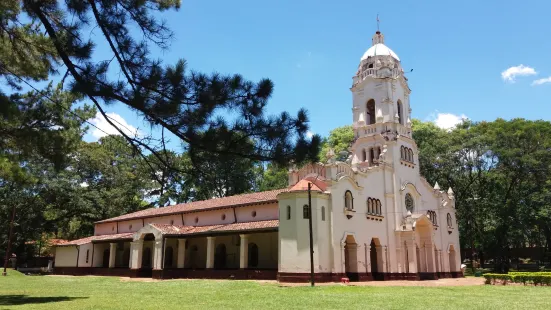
[25,239,69,246]
[95,189,287,224]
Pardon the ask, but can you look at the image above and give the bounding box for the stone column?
[206,236,215,269]
[153,239,163,270]
[177,239,186,268]
[109,243,117,268]
[130,240,143,269]
[239,234,249,269]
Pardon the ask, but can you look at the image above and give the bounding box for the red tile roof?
[290,179,323,192]
[58,221,279,246]
[57,233,134,247]
[150,219,279,236]
[96,189,287,224]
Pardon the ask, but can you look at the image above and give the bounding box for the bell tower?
[350,30,415,168]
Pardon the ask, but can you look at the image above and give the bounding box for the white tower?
[350,30,415,169]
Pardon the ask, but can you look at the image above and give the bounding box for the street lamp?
[307,182,315,287]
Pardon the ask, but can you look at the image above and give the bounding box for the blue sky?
[84,0,551,146]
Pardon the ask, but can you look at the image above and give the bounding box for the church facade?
[54,30,462,282]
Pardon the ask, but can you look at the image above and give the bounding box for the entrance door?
[102,249,110,267]
[344,235,358,281]
[214,244,227,269]
[370,239,383,280]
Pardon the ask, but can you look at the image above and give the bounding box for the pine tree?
[15,0,320,167]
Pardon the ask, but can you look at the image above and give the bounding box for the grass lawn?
[1,270,551,309]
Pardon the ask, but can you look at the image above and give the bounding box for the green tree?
[319,125,354,162]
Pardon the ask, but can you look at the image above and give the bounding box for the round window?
[194,217,199,224]
[129,224,132,230]
[170,220,174,225]
[221,214,226,220]
[252,211,257,218]
[405,193,414,212]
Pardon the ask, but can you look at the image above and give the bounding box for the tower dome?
[360,31,400,61]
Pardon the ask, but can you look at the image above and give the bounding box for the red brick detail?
[152,269,278,280]
[54,267,138,277]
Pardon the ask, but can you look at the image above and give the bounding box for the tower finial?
[377,14,380,32]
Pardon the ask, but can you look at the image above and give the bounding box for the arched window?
[369,148,375,164]
[447,213,453,228]
[397,100,403,125]
[164,246,174,268]
[303,205,310,219]
[362,149,367,162]
[367,198,372,214]
[86,250,90,263]
[377,200,382,215]
[366,99,376,125]
[286,206,291,220]
[368,63,373,69]
[434,212,438,225]
[345,191,354,210]
[321,206,326,221]
[401,146,405,160]
[248,243,259,268]
[409,149,414,163]
[405,193,414,212]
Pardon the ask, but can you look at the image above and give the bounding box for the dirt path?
[50,275,485,286]
[278,277,485,287]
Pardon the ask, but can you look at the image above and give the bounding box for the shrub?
[484,272,551,286]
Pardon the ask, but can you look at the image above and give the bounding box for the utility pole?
[3,204,16,276]
[307,182,315,287]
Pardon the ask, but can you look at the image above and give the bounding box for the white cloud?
[501,65,537,82]
[532,76,551,86]
[89,112,140,140]
[306,130,314,139]
[433,113,468,130]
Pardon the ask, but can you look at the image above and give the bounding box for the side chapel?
[54,29,462,282]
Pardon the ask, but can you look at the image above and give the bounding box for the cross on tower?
[377,14,380,31]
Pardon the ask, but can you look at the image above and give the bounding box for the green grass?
[1,270,551,309]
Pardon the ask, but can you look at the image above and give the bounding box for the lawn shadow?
[0,295,87,306]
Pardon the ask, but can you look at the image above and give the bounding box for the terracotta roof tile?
[58,233,134,247]
[96,189,287,224]
[152,220,279,236]
[60,220,279,246]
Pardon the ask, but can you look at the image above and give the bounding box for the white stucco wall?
[55,246,78,267]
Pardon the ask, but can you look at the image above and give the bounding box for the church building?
[54,30,462,282]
